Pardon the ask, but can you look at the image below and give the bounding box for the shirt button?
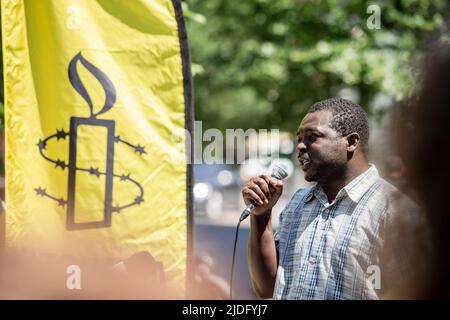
[309,256,317,264]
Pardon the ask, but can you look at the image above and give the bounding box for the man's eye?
[297,133,319,145]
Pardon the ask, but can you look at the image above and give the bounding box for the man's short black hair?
[308,97,370,154]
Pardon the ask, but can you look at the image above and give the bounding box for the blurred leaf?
[186,0,449,133]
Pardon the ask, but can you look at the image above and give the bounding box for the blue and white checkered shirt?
[273,165,417,300]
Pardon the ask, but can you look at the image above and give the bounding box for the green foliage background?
[184,0,449,133]
[0,0,449,134]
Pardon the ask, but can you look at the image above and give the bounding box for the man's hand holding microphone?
[240,164,287,220]
[242,175,283,216]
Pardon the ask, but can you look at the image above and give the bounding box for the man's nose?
[297,140,307,154]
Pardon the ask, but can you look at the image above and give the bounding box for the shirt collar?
[304,164,379,204]
[343,164,379,203]
[305,184,320,203]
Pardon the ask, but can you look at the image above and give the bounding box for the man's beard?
[304,160,346,184]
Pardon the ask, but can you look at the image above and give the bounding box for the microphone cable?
[229,219,242,300]
[229,163,288,299]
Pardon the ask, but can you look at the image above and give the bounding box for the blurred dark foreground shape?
[0,250,170,299]
[393,38,450,299]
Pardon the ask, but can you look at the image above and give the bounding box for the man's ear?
[346,132,360,152]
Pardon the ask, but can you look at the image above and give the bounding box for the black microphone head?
[270,163,288,180]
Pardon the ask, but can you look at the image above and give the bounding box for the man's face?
[296,110,348,183]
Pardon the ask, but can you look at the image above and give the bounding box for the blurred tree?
[0,0,448,134]
[184,0,449,132]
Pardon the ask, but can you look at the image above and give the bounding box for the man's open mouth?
[299,158,310,168]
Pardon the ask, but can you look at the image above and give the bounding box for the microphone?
[239,163,288,222]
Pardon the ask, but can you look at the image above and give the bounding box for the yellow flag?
[1,0,193,295]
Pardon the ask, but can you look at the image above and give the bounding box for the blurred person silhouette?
[110,251,169,298]
[382,154,418,201]
[383,155,407,191]
[394,39,450,299]
[190,254,230,299]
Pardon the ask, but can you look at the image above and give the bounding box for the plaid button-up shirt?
[273,165,417,300]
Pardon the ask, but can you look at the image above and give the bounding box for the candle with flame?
[36,52,146,230]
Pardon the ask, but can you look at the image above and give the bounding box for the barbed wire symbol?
[35,52,146,230]
[35,130,145,211]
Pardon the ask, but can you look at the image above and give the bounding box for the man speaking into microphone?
[242,97,421,300]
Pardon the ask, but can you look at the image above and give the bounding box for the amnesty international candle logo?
[35,52,146,230]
